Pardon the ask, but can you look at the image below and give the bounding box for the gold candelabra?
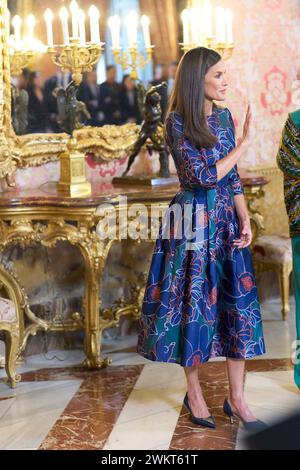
[181,2,235,60]
[180,41,234,60]
[41,1,105,197]
[112,46,154,81]
[47,38,104,86]
[9,50,35,76]
[46,38,104,197]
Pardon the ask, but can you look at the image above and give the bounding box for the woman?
[26,71,47,133]
[119,74,142,124]
[277,65,300,390]
[137,48,266,431]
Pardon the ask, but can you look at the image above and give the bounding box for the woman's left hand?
[233,218,252,248]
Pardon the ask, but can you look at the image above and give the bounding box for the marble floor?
[0,297,299,450]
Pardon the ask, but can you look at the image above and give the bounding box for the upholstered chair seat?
[0,297,17,323]
[253,235,293,320]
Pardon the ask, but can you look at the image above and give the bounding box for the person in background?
[26,71,47,134]
[78,69,102,126]
[119,74,142,124]
[43,68,71,132]
[150,63,169,121]
[15,68,30,91]
[277,65,300,390]
[99,65,122,125]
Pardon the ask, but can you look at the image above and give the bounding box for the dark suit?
[26,88,47,133]
[99,81,122,125]
[119,88,142,124]
[77,82,102,126]
[43,73,71,132]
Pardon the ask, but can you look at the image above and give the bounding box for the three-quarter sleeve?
[228,165,244,195]
[165,112,218,189]
[225,108,244,196]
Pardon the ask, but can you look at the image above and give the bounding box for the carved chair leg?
[277,264,292,321]
[4,330,20,388]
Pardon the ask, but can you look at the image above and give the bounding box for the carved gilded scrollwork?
[0,211,118,368]
[0,259,48,386]
[0,193,170,369]
[74,123,140,162]
[243,185,265,244]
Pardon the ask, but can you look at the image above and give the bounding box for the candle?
[141,15,151,48]
[44,8,54,47]
[204,0,212,38]
[215,6,226,44]
[78,9,86,46]
[12,15,22,48]
[181,9,190,45]
[26,14,35,41]
[190,7,201,45]
[89,5,100,44]
[108,15,120,49]
[60,7,70,45]
[70,0,79,39]
[125,10,138,48]
[225,9,233,44]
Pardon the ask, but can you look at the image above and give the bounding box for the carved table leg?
[80,237,114,369]
[4,327,21,388]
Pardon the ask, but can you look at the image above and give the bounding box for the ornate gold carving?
[244,185,265,244]
[247,165,289,236]
[0,211,114,368]
[15,133,69,168]
[113,46,154,81]
[0,261,48,387]
[254,259,293,321]
[11,123,140,169]
[74,123,140,162]
[57,138,92,197]
[0,197,169,368]
[47,40,104,86]
[10,50,35,77]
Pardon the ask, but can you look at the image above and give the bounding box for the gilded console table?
[0,181,177,368]
[0,173,268,369]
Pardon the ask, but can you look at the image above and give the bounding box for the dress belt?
[180,186,206,193]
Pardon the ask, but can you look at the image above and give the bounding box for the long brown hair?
[165,47,221,149]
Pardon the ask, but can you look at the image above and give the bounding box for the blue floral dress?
[137,106,266,367]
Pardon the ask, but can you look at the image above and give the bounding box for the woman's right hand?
[238,105,252,147]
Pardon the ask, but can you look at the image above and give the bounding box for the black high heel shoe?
[183,393,216,428]
[223,398,268,433]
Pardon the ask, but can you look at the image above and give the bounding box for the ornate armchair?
[0,262,48,388]
[253,235,292,320]
[250,168,292,321]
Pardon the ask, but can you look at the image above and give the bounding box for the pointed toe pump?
[183,393,216,429]
[223,398,268,433]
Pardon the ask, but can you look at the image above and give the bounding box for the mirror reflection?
[8,0,179,136]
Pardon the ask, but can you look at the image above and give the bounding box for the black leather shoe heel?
[183,393,216,429]
[223,398,268,433]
